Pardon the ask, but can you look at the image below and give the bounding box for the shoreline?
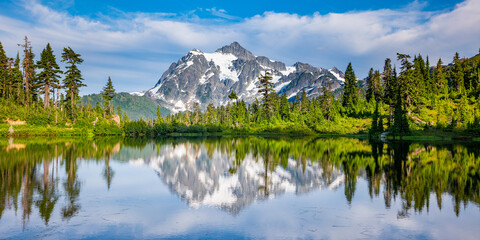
[2,126,479,141]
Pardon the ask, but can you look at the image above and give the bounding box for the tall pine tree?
[0,42,8,99]
[36,43,62,108]
[396,53,415,108]
[61,47,85,119]
[280,93,289,120]
[257,70,274,119]
[101,77,116,115]
[373,70,382,102]
[320,82,333,121]
[342,62,358,110]
[366,68,375,102]
[18,36,36,105]
[12,53,23,101]
[434,59,448,95]
[451,52,464,93]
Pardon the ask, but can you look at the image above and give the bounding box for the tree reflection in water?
[0,136,479,227]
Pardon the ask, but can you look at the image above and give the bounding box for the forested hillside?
[82,93,170,120]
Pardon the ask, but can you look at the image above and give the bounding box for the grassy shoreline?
[3,123,479,141]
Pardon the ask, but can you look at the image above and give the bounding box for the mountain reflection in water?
[1,136,480,236]
[135,140,342,214]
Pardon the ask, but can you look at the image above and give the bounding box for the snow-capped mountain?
[134,42,345,112]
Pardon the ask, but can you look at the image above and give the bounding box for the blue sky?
[2,0,462,19]
[0,0,478,95]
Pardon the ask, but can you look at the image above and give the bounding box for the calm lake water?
[1,137,479,239]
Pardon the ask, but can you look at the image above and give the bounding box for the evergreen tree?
[36,43,62,108]
[12,53,23,101]
[383,58,394,105]
[425,56,433,95]
[293,93,302,120]
[116,106,122,120]
[320,82,333,121]
[392,93,410,135]
[0,42,8,99]
[369,102,379,137]
[62,47,85,120]
[101,77,116,115]
[366,68,375,102]
[257,71,274,119]
[451,52,464,93]
[280,93,289,120]
[205,103,216,124]
[373,70,382,102]
[18,36,36,105]
[396,53,415,108]
[156,106,163,124]
[271,92,280,119]
[251,98,260,123]
[228,91,238,101]
[236,100,247,126]
[434,59,448,95]
[412,54,426,104]
[342,62,358,110]
[301,89,309,114]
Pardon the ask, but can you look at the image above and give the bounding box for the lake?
[1,137,479,239]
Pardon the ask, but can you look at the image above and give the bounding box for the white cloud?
[206,8,241,20]
[0,0,478,95]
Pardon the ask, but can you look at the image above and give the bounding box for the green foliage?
[257,71,275,118]
[101,77,116,115]
[342,62,359,110]
[61,47,85,120]
[391,94,410,136]
[82,93,170,120]
[228,91,238,100]
[36,43,62,108]
[124,119,152,136]
[93,119,123,136]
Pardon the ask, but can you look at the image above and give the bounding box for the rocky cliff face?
[134,42,345,112]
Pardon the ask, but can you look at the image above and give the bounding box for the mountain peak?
[330,67,340,72]
[294,62,317,72]
[215,41,255,61]
[229,41,242,48]
[139,42,346,112]
[190,48,203,53]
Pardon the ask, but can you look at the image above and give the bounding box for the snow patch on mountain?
[274,81,291,92]
[148,82,164,97]
[199,71,214,85]
[329,68,345,82]
[174,100,186,112]
[281,66,296,76]
[271,75,281,84]
[203,52,239,82]
[246,80,258,92]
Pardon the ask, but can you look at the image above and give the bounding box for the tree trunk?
[71,91,74,116]
[56,86,59,108]
[44,83,50,108]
